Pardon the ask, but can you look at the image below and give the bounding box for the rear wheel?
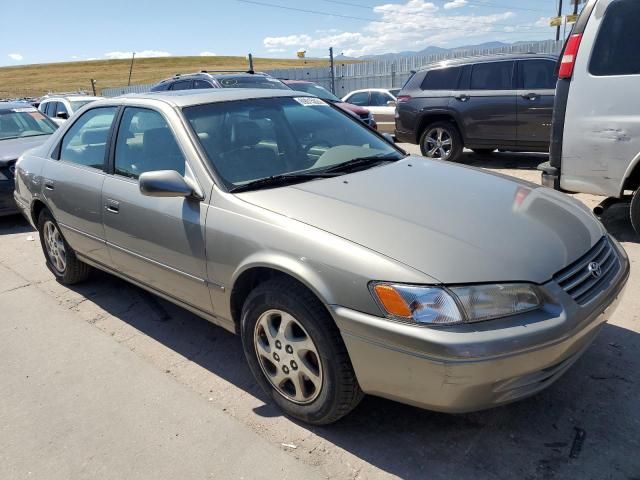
[37,209,91,284]
[419,121,463,162]
[631,189,640,236]
[241,277,363,425]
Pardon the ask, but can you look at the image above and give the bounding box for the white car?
[342,88,400,133]
[539,0,640,235]
[39,95,101,125]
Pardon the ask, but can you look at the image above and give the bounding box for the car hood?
[0,135,50,166]
[237,157,605,284]
[334,101,369,115]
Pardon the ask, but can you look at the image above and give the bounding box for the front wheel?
[241,277,363,425]
[419,121,463,162]
[631,189,640,237]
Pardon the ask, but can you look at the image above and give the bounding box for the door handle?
[44,180,55,191]
[522,93,539,101]
[105,199,120,214]
[454,94,470,102]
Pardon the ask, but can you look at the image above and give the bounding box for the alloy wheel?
[423,127,453,160]
[254,309,323,404]
[43,220,66,274]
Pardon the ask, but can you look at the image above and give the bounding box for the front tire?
[631,189,640,236]
[37,209,91,284]
[419,121,463,162]
[240,277,363,425]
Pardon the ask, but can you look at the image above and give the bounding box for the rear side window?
[589,0,640,76]
[193,80,213,89]
[170,80,192,91]
[518,60,557,89]
[59,107,118,169]
[369,91,394,106]
[470,61,514,90]
[420,67,462,90]
[346,92,369,106]
[114,107,185,179]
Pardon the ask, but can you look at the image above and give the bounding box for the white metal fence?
[101,40,563,98]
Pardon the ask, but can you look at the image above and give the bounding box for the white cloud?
[444,0,467,9]
[199,51,218,56]
[262,0,518,57]
[8,53,23,61]
[104,50,171,59]
[267,48,287,53]
[535,16,551,28]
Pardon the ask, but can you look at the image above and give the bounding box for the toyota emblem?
[588,261,602,279]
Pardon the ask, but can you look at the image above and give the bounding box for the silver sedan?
[14,89,629,425]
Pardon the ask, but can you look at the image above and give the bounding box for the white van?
[539,0,640,235]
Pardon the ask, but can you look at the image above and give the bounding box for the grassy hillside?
[0,56,335,98]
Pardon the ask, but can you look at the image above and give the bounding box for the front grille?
[554,236,620,305]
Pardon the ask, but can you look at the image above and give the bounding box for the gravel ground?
[0,148,638,480]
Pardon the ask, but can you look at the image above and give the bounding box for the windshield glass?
[217,76,289,90]
[183,96,402,190]
[287,83,340,102]
[69,99,96,111]
[0,107,57,141]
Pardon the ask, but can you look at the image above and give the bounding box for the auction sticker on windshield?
[11,107,38,113]
[294,97,328,106]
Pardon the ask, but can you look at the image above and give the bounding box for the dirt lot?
[1,149,638,480]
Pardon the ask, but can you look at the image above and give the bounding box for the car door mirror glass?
[386,100,396,107]
[139,170,195,198]
[56,112,69,119]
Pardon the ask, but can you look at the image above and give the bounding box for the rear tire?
[631,189,640,237]
[419,121,463,162]
[37,209,91,284]
[240,277,363,425]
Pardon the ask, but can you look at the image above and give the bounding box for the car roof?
[0,101,37,111]
[346,88,393,94]
[416,53,558,71]
[41,95,101,101]
[111,88,311,108]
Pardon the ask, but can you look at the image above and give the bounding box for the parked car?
[39,94,101,125]
[0,102,57,216]
[282,80,377,129]
[539,0,640,235]
[14,89,628,425]
[395,53,557,161]
[342,88,398,133]
[150,71,288,92]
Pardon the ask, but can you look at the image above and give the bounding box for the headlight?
[371,282,541,326]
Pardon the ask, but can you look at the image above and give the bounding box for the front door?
[101,106,212,314]
[366,91,397,132]
[455,61,517,145]
[516,59,556,149]
[41,106,118,266]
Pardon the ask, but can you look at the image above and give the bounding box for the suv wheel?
[37,209,91,284]
[241,277,363,425]
[420,122,463,162]
[631,189,640,236]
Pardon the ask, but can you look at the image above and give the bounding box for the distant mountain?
[356,40,541,60]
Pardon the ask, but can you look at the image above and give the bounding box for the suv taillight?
[396,95,411,104]
[558,33,583,79]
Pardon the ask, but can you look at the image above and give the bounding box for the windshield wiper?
[321,154,401,174]
[229,171,338,193]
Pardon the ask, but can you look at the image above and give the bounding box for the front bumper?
[332,242,629,413]
[0,181,19,217]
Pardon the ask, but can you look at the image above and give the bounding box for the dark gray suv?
[395,54,557,162]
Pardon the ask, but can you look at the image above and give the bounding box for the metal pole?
[248,53,254,73]
[329,47,336,94]
[127,52,136,86]
[90,79,97,96]
[556,0,563,42]
[573,0,579,14]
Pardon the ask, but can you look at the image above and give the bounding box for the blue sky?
[1,0,569,66]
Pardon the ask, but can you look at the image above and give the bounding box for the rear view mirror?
[139,170,200,199]
[56,112,69,119]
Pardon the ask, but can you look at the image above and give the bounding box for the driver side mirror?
[139,170,202,199]
[56,112,69,120]
[386,100,396,107]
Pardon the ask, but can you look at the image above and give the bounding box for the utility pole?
[573,0,579,14]
[247,53,254,73]
[329,47,336,94]
[127,52,136,86]
[556,0,563,42]
[90,79,97,96]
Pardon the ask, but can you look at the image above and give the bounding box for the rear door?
[41,106,118,266]
[516,58,557,149]
[560,0,640,196]
[454,61,517,145]
[366,91,397,132]
[101,106,212,314]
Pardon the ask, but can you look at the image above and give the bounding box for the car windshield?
[69,99,96,111]
[0,107,57,140]
[287,83,341,102]
[183,96,402,190]
[217,76,289,90]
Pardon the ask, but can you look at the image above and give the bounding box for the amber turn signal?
[373,284,412,318]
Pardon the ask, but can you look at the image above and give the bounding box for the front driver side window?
[114,107,186,179]
[59,107,118,169]
[347,92,369,106]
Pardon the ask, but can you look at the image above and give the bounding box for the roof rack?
[171,69,262,79]
[41,90,90,98]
